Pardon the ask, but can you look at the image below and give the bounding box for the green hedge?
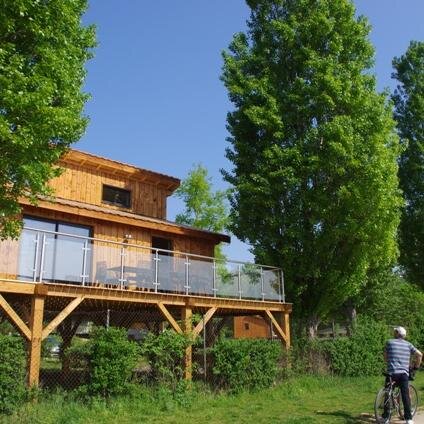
[212,338,282,392]
[290,317,389,377]
[0,334,26,414]
[140,329,192,388]
[83,327,140,398]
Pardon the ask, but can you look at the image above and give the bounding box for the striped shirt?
[385,338,417,375]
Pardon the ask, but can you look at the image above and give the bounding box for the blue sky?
[79,1,424,261]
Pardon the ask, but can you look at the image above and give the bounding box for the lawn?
[3,372,423,424]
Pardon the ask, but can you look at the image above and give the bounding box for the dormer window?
[102,185,131,208]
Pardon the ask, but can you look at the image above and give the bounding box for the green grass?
[2,372,423,424]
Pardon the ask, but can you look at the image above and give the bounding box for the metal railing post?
[118,245,127,289]
[238,264,242,300]
[32,232,40,283]
[81,239,90,286]
[280,270,285,303]
[38,234,47,283]
[212,260,217,297]
[153,249,159,293]
[260,266,265,301]
[184,255,190,295]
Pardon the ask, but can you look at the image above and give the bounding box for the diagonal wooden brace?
[0,294,31,340]
[158,302,182,334]
[264,309,289,345]
[41,296,85,341]
[193,307,217,337]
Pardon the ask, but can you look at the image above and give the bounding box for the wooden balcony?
[0,228,291,387]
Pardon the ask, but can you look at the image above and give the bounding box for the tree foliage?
[221,0,401,331]
[392,41,424,288]
[174,164,230,257]
[0,0,95,239]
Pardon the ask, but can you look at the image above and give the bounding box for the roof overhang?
[20,197,231,245]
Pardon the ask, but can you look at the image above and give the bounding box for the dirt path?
[358,409,424,423]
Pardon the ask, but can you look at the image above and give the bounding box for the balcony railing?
[0,227,285,302]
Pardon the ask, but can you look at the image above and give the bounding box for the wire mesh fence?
[0,303,278,391]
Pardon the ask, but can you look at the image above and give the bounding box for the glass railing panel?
[189,257,214,296]
[215,261,239,298]
[262,268,281,301]
[16,229,38,281]
[123,244,155,290]
[52,235,92,284]
[240,263,262,300]
[0,237,20,280]
[92,242,124,288]
[156,252,175,292]
[39,232,56,282]
[0,228,285,302]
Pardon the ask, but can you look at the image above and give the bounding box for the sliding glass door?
[18,216,92,284]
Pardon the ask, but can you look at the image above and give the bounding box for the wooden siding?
[233,316,271,339]
[21,206,216,258]
[48,163,169,219]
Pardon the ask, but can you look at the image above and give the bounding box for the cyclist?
[382,326,422,424]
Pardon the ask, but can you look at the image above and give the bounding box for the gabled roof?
[61,149,180,194]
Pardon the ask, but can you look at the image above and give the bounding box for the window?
[102,185,131,208]
[152,236,173,255]
[244,323,250,331]
[19,216,92,284]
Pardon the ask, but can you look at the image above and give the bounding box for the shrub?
[0,334,26,414]
[83,327,140,398]
[212,338,282,393]
[320,317,389,376]
[140,329,192,388]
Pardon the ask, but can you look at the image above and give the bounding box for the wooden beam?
[0,280,36,295]
[182,305,193,381]
[193,307,217,337]
[41,296,85,341]
[0,294,31,340]
[264,309,288,345]
[282,312,291,348]
[28,295,45,387]
[157,302,182,334]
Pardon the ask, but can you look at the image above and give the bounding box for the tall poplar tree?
[0,0,95,238]
[393,41,424,288]
[222,0,402,334]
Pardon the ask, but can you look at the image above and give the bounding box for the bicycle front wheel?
[397,384,419,419]
[375,387,392,423]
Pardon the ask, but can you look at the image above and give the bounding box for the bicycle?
[374,370,419,423]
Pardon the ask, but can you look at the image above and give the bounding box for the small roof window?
[102,185,131,208]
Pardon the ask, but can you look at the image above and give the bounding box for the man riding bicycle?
[382,326,422,424]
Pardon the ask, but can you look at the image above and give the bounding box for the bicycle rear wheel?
[375,387,392,423]
[397,384,418,419]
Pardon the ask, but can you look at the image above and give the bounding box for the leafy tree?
[0,0,95,239]
[221,0,402,335]
[174,164,230,257]
[392,41,424,288]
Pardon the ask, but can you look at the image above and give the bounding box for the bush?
[320,317,389,376]
[212,338,282,393]
[83,327,140,398]
[140,329,192,389]
[0,334,26,414]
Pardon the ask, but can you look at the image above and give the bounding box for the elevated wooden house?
[0,149,291,387]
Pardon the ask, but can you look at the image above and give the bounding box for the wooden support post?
[28,294,45,388]
[182,305,192,381]
[282,312,291,349]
